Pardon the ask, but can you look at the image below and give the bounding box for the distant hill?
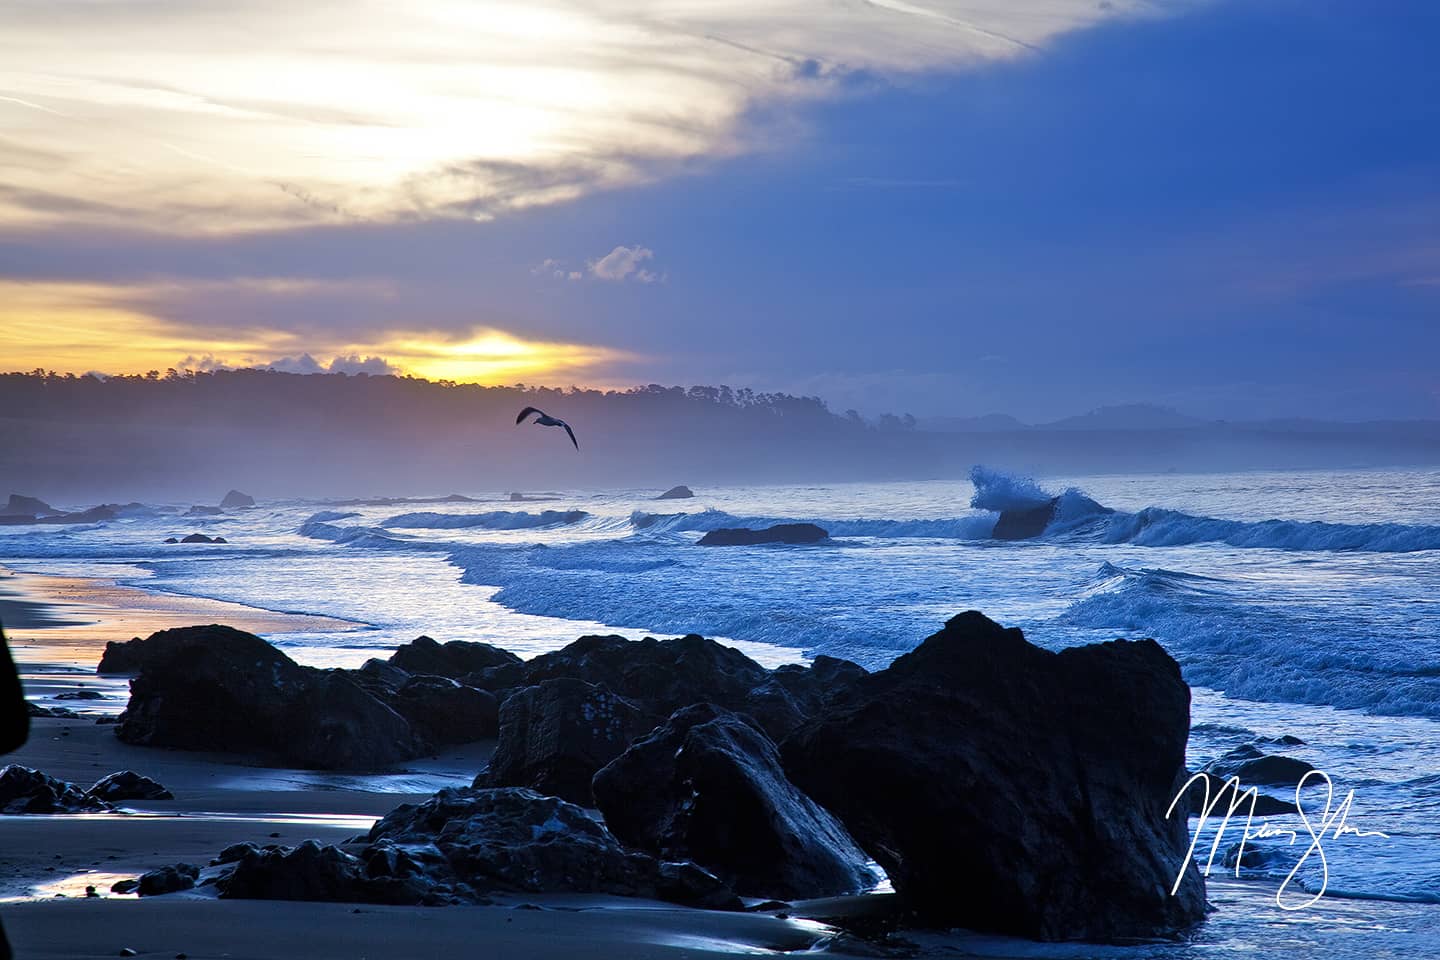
[1036,404,1206,431]
[920,413,1028,433]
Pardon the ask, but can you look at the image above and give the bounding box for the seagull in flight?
[516,406,579,450]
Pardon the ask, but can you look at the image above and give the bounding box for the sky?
[1,0,1437,421]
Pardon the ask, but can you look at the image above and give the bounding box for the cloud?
[264,353,400,376]
[0,0,1186,235]
[588,245,660,283]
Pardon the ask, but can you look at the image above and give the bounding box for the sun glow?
[0,280,631,385]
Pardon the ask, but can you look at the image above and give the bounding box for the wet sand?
[0,565,358,670]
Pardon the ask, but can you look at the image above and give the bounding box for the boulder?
[179,532,220,543]
[220,841,427,905]
[991,498,1059,539]
[388,635,521,679]
[698,523,828,546]
[593,704,878,900]
[366,786,738,907]
[138,863,199,896]
[114,625,423,769]
[163,537,178,544]
[88,771,173,802]
[740,657,868,740]
[475,678,651,805]
[516,633,770,722]
[392,675,499,745]
[2,494,54,516]
[0,765,111,814]
[657,485,694,500]
[781,612,1207,942]
[220,489,256,509]
[1203,743,1316,786]
[96,637,147,674]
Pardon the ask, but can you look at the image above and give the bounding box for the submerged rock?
[184,506,223,517]
[698,523,828,546]
[178,532,222,543]
[593,704,878,900]
[2,494,54,516]
[782,611,1207,942]
[220,489,256,509]
[656,485,694,499]
[0,765,111,814]
[475,678,651,805]
[991,498,1059,539]
[1203,743,1316,786]
[88,771,173,802]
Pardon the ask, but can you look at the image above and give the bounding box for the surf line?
[1166,769,1390,910]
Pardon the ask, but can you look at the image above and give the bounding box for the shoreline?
[0,564,361,671]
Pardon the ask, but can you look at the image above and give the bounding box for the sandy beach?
[0,566,879,959]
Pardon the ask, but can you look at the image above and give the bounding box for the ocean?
[3,465,1438,953]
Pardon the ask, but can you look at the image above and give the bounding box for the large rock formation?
[391,675,499,745]
[475,678,651,805]
[593,704,878,900]
[88,771,173,802]
[112,625,423,769]
[656,485,694,499]
[220,489,256,509]
[781,612,1207,942]
[698,523,828,546]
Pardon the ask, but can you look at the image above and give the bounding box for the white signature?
[1166,769,1390,910]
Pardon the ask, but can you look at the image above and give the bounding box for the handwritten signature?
[1166,769,1389,910]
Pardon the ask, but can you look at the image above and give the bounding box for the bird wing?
[516,406,542,425]
[561,421,579,450]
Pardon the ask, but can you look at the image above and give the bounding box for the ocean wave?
[972,467,1440,553]
[1058,562,1440,719]
[629,509,996,540]
[380,510,589,530]
[305,510,361,523]
[297,519,412,546]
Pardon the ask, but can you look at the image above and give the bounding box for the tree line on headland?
[2,369,1436,501]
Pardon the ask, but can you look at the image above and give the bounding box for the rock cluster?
[0,765,172,813]
[698,523,828,546]
[112,614,1208,942]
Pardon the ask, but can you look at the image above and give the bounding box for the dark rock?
[741,656,868,740]
[392,675,498,745]
[781,611,1207,942]
[2,494,54,516]
[1204,743,1316,786]
[88,771,173,802]
[184,506,223,517]
[179,533,219,543]
[219,841,426,905]
[509,492,525,501]
[138,863,199,896]
[55,690,105,700]
[992,498,1058,539]
[213,842,263,865]
[25,702,52,717]
[698,523,828,546]
[388,635,521,679]
[212,537,228,543]
[1180,772,1295,816]
[657,485,694,499]
[19,505,118,525]
[97,637,147,674]
[475,678,651,805]
[517,633,770,722]
[220,490,256,509]
[163,537,178,543]
[358,658,412,690]
[114,625,424,769]
[110,879,140,895]
[0,765,111,814]
[1258,734,1305,747]
[366,786,738,907]
[593,704,877,900]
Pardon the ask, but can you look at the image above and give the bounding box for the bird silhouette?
[515,406,579,450]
